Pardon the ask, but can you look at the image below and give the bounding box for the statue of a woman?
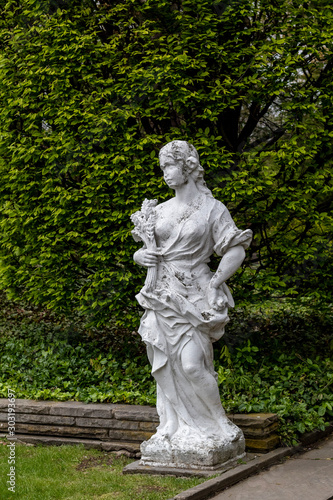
[131,140,252,469]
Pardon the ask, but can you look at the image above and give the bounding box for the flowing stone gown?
[135,193,252,468]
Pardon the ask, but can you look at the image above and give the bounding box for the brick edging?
[0,399,281,454]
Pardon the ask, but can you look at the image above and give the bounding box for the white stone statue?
[131,140,252,469]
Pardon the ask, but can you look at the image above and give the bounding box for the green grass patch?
[0,441,204,500]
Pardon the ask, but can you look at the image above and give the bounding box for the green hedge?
[0,0,332,326]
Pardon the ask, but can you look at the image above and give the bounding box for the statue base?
[123,453,244,478]
[136,429,246,471]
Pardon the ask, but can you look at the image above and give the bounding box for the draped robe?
[136,194,252,438]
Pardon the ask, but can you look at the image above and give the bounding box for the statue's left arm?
[207,246,245,310]
[207,202,252,311]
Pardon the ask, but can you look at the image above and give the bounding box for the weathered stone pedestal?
[124,433,246,478]
[123,424,246,477]
[141,432,244,468]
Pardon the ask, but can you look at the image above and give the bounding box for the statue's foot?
[140,431,173,465]
[155,421,177,440]
[220,419,243,442]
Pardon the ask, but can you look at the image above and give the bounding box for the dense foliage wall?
[0,0,332,327]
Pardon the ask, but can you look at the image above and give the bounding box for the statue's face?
[160,155,186,189]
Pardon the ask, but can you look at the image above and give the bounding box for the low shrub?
[0,326,153,405]
[217,342,333,445]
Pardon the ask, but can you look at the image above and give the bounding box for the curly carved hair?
[159,140,212,197]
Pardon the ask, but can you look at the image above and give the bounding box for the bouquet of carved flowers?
[131,199,158,292]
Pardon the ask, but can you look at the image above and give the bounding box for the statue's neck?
[173,179,200,205]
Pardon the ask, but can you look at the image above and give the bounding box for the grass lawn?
[0,441,204,500]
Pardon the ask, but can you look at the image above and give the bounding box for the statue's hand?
[207,282,228,311]
[134,249,160,268]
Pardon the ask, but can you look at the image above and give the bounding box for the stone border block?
[229,413,278,429]
[15,423,109,439]
[113,407,159,422]
[0,412,75,426]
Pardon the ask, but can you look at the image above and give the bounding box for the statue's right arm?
[134,248,160,267]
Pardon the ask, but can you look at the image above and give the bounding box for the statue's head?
[159,140,203,183]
